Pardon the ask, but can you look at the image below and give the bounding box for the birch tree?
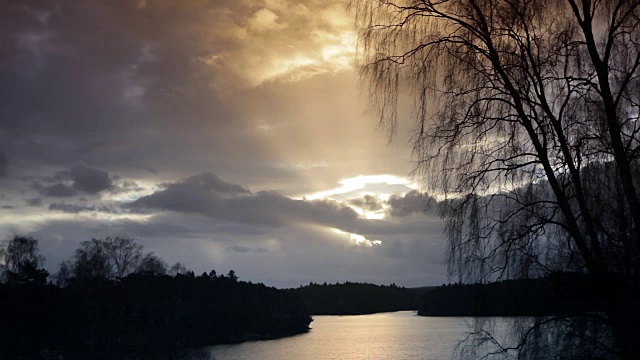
[352,0,640,357]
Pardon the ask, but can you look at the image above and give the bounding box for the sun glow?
[304,174,417,200]
[107,179,160,202]
[332,228,382,247]
[347,204,386,220]
[198,2,358,87]
[364,211,384,220]
[255,32,355,85]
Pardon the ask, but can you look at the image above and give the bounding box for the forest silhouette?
[0,235,311,359]
[4,234,640,359]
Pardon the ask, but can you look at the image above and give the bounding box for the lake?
[196,311,519,360]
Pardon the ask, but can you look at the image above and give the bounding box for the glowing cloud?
[198,1,357,87]
[304,174,418,200]
[248,9,288,32]
[332,228,382,247]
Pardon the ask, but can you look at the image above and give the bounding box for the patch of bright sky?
[221,4,357,87]
[303,174,418,201]
[108,179,162,202]
[299,174,419,221]
[348,205,385,220]
[364,211,384,220]
[332,228,382,247]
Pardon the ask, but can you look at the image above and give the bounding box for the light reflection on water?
[198,311,519,360]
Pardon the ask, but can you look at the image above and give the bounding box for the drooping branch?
[352,0,640,280]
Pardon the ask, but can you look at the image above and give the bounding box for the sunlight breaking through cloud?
[0,0,448,289]
[304,175,417,201]
[347,204,386,220]
[197,1,357,87]
[333,228,382,247]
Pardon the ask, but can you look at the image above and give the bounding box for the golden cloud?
[198,0,356,87]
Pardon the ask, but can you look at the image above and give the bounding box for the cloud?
[69,163,114,194]
[25,198,42,206]
[34,183,78,197]
[195,0,356,87]
[0,151,7,177]
[0,0,410,192]
[0,1,447,288]
[48,202,95,213]
[127,173,446,255]
[349,194,383,211]
[129,174,442,238]
[33,164,115,197]
[248,9,288,32]
[0,171,448,288]
[47,201,122,214]
[226,245,268,253]
[387,190,436,217]
[129,172,359,228]
[176,172,249,195]
[305,175,417,201]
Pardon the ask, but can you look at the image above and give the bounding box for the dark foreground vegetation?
[353,0,640,357]
[0,236,311,359]
[290,282,419,315]
[419,273,640,317]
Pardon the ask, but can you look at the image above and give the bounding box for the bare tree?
[0,236,48,285]
[137,252,167,275]
[351,0,640,357]
[72,238,114,281]
[55,260,73,287]
[2,235,45,273]
[109,236,144,278]
[69,236,164,282]
[168,262,188,277]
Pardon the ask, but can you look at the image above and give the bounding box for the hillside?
[290,282,419,315]
[0,273,312,359]
[419,273,639,316]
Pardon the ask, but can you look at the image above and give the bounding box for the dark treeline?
[0,235,311,359]
[290,282,419,315]
[419,272,640,317]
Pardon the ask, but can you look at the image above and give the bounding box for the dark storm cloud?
[68,164,114,194]
[34,183,77,197]
[387,190,436,217]
[0,0,258,179]
[0,151,7,177]
[32,164,114,197]
[25,197,42,207]
[128,172,445,242]
[129,172,360,228]
[48,202,95,214]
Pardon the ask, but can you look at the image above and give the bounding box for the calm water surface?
[199,311,517,360]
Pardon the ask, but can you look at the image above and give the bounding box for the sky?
[0,0,447,288]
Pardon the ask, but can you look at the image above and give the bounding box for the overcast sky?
[0,0,446,288]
